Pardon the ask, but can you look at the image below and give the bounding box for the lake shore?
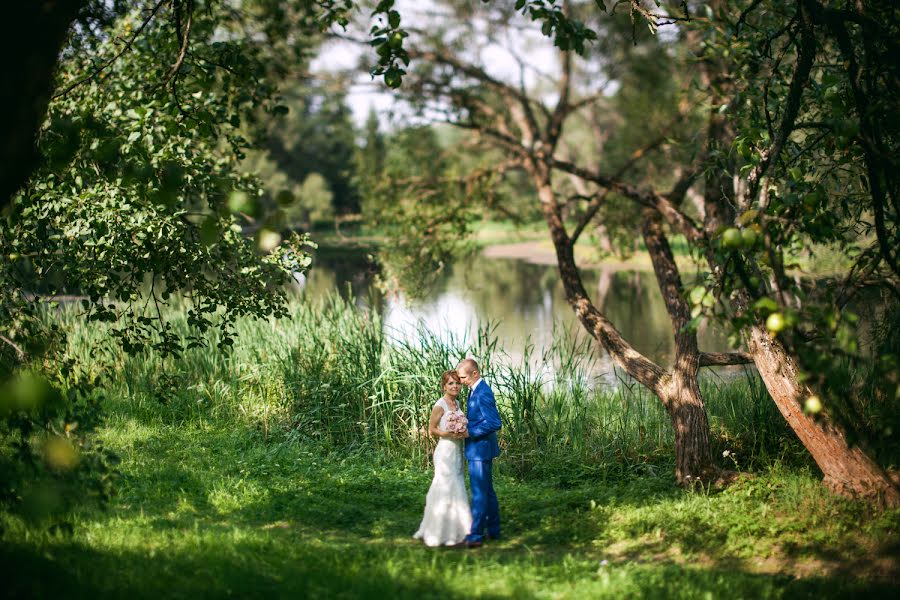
[480,240,696,271]
[312,220,853,278]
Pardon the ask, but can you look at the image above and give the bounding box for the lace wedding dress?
[413,398,472,546]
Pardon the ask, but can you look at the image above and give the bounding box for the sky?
[306,1,682,130]
[309,0,570,129]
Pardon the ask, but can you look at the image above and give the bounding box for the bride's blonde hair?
[440,370,461,390]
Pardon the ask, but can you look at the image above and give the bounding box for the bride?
[413,370,472,547]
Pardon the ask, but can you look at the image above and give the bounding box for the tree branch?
[550,157,704,242]
[570,191,610,245]
[53,0,169,100]
[410,48,541,144]
[699,352,754,366]
[0,334,26,361]
[161,0,193,87]
[545,46,571,151]
[745,5,816,207]
[569,134,669,244]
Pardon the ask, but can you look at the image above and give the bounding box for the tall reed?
[52,293,803,479]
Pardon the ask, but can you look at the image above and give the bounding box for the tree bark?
[534,170,715,484]
[746,323,900,505]
[2,1,85,210]
[659,368,714,483]
[686,3,900,504]
[642,210,714,482]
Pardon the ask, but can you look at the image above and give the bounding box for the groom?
[457,358,502,548]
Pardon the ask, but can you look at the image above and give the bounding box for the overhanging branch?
[53,0,169,100]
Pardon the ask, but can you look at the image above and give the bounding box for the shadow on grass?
[118,425,681,545]
[1,539,519,600]
[15,421,894,598]
[6,540,897,600]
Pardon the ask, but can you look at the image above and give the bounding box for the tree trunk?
[2,1,85,210]
[746,324,900,505]
[534,174,715,484]
[659,369,715,483]
[642,210,715,482]
[534,175,666,391]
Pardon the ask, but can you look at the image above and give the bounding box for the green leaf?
[199,217,219,247]
[752,297,779,314]
[737,210,758,226]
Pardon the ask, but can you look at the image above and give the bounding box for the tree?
[260,79,362,216]
[356,108,387,189]
[2,1,319,360]
[1,0,408,212]
[363,0,899,502]
[685,0,900,502]
[367,2,736,484]
[361,124,486,296]
[0,0,339,523]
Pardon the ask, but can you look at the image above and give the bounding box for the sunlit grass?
[4,414,897,598]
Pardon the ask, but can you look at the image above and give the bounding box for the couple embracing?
[413,358,501,548]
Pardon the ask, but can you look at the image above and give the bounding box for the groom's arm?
[467,387,501,439]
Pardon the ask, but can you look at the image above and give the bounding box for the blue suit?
[464,379,502,542]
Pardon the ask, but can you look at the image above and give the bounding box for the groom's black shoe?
[459,539,483,549]
[485,533,501,542]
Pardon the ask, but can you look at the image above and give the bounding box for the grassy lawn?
[4,299,896,598]
[5,405,898,599]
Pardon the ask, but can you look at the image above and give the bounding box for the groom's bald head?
[456,358,481,387]
[457,358,479,374]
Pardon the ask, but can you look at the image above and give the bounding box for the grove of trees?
[360,0,899,502]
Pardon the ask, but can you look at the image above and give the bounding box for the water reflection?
[291,245,733,383]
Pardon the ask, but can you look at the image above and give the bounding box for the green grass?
[4,413,898,599]
[3,295,899,597]
[54,296,803,478]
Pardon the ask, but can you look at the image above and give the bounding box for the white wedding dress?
[413,398,472,546]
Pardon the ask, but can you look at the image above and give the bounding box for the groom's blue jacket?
[465,380,501,461]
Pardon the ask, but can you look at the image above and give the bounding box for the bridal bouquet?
[445,412,468,435]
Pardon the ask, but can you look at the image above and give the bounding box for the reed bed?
[54,293,803,481]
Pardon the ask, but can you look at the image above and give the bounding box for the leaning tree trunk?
[746,324,900,505]
[659,367,714,483]
[535,175,716,484]
[688,0,899,505]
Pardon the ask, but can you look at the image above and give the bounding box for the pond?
[292,244,736,386]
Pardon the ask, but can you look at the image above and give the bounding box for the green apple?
[740,228,758,248]
[766,312,786,333]
[721,228,742,249]
[804,395,822,414]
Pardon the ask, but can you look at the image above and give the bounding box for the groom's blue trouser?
[467,459,500,542]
